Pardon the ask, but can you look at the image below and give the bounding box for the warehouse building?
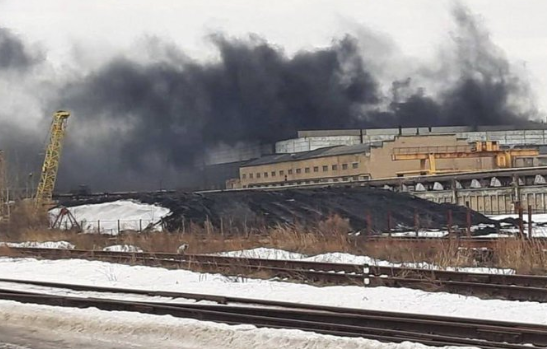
[234,134,505,188]
[204,124,547,190]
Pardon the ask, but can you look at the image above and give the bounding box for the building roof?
[242,143,371,168]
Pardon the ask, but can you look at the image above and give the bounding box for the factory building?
[204,125,547,190]
[276,125,547,154]
[234,134,508,188]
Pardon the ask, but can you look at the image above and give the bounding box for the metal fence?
[60,219,162,234]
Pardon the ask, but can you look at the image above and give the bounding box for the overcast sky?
[0,0,546,112]
[1,0,546,190]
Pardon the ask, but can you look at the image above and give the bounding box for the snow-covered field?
[1,255,546,348]
[0,257,544,325]
[0,300,465,349]
[219,247,515,274]
[49,200,170,234]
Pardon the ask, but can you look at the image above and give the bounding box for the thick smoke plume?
[0,4,541,191]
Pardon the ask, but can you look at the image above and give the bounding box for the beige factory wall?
[238,134,497,187]
[239,153,370,187]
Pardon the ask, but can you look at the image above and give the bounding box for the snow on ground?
[0,257,544,326]
[0,300,466,349]
[0,241,75,249]
[219,248,515,274]
[386,231,449,238]
[103,245,144,253]
[488,214,547,237]
[490,213,547,223]
[49,200,170,234]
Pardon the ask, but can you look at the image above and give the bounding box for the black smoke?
[0,28,41,70]
[0,4,542,191]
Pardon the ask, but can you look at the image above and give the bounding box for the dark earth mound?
[59,187,496,233]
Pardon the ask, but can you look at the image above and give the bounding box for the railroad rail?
[361,235,547,249]
[0,279,545,348]
[3,247,547,302]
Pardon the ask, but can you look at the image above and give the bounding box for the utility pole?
[0,150,8,221]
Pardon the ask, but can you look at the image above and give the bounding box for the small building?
[236,134,500,188]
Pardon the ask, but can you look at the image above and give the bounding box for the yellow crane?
[392,141,539,177]
[35,110,71,207]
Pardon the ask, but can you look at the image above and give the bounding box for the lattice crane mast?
[35,111,71,207]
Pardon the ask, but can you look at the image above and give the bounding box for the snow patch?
[103,245,144,253]
[0,300,462,349]
[0,241,75,249]
[49,200,170,235]
[219,248,514,274]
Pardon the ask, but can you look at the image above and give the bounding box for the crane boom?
[35,110,71,206]
[392,141,539,176]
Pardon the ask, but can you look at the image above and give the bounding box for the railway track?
[0,279,546,348]
[361,236,547,249]
[4,247,547,301]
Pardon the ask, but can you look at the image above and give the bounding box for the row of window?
[244,175,370,188]
[242,162,359,180]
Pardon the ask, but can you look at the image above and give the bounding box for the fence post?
[97,220,101,234]
[366,210,372,237]
[447,209,453,235]
[518,205,524,238]
[387,210,392,237]
[414,209,419,238]
[139,219,142,232]
[528,205,533,238]
[117,220,121,234]
[465,202,471,237]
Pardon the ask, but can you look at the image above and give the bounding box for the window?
[332,164,338,171]
[296,168,301,174]
[256,173,261,178]
[264,172,268,178]
[271,171,276,177]
[313,166,319,172]
[342,164,348,170]
[322,165,328,172]
[242,174,246,179]
[280,170,284,176]
[288,169,293,174]
[352,163,359,169]
[249,173,253,179]
[342,177,348,181]
[305,167,310,173]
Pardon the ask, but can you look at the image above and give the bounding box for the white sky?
[1,0,547,113]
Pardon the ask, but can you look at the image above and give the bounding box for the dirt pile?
[60,187,495,233]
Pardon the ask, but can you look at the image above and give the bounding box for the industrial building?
[233,134,538,189]
[203,125,547,190]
